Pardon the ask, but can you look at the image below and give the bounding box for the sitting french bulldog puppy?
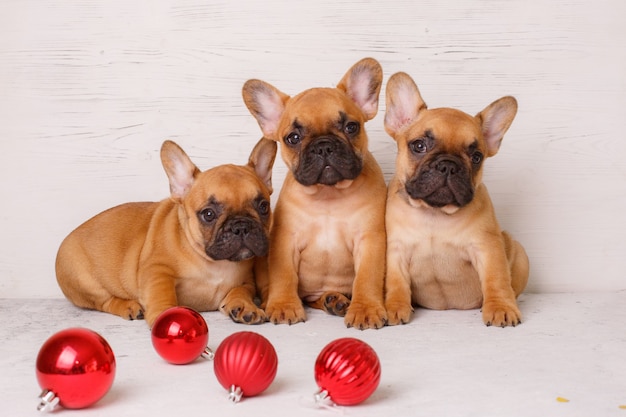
[56,138,277,327]
[383,72,529,327]
[242,58,388,329]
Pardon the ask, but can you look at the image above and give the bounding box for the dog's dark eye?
[199,208,217,224]
[409,139,427,154]
[285,132,301,146]
[257,200,270,216]
[344,121,359,136]
[471,151,483,165]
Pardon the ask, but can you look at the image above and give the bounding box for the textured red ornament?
[314,337,381,406]
[213,331,278,402]
[35,328,116,411]
[151,306,213,364]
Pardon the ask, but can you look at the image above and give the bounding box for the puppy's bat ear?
[247,137,278,194]
[160,140,200,201]
[384,72,427,138]
[476,96,518,157]
[242,80,290,141]
[337,57,383,121]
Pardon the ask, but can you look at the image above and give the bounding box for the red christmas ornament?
[151,306,213,364]
[213,331,278,402]
[314,337,381,406]
[35,328,116,411]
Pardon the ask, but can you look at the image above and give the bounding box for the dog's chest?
[295,212,357,296]
[407,236,483,310]
[390,204,483,309]
[407,235,475,280]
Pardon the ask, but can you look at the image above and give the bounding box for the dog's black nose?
[435,159,458,176]
[310,138,335,157]
[229,220,250,236]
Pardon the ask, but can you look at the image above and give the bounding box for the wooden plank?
[1,0,625,297]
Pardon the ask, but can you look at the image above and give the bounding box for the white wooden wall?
[1,0,624,298]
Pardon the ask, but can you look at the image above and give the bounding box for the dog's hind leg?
[307,292,351,316]
[58,276,144,321]
[61,277,144,320]
[101,297,144,320]
[503,231,529,297]
[56,262,143,321]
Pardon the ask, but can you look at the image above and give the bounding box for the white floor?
[2,292,625,417]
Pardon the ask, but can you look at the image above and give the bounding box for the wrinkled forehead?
[187,165,267,208]
[408,108,482,150]
[281,88,363,127]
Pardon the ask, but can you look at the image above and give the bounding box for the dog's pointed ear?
[247,137,278,194]
[161,140,200,201]
[476,96,518,157]
[242,80,290,141]
[336,57,383,121]
[384,72,427,139]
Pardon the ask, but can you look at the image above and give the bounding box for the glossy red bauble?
[213,331,278,402]
[151,306,213,364]
[314,337,381,406]
[35,328,116,411]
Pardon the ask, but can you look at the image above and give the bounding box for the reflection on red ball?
[151,306,210,364]
[36,328,116,410]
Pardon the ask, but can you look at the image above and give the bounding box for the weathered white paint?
[1,0,625,298]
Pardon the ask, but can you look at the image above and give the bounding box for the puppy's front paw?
[385,301,413,326]
[265,300,306,325]
[221,300,266,325]
[345,302,387,330]
[482,299,522,327]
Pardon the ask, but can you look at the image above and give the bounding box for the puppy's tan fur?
[242,58,388,329]
[56,138,277,326]
[383,72,529,327]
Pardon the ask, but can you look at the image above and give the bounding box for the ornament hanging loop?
[201,346,214,360]
[314,389,333,406]
[228,385,243,403]
[312,388,345,413]
[37,389,60,412]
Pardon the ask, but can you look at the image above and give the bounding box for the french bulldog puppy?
[56,138,277,327]
[242,58,388,329]
[383,72,529,327]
